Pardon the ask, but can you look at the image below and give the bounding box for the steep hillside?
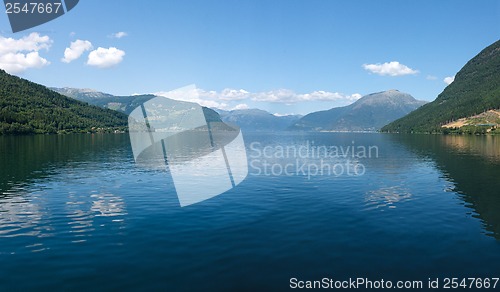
[382,40,500,133]
[0,70,128,135]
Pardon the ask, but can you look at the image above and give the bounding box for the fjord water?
[0,133,499,290]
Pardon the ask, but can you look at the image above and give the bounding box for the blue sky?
[0,0,499,115]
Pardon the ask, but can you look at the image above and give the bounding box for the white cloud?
[218,88,249,100]
[444,75,455,85]
[110,32,128,39]
[426,75,438,80]
[0,52,50,74]
[0,32,52,73]
[249,89,362,103]
[155,87,229,109]
[61,39,93,63]
[87,47,125,68]
[363,61,418,76]
[0,32,52,54]
[154,87,361,110]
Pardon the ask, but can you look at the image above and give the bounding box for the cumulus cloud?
[444,75,455,85]
[0,52,50,74]
[155,87,361,110]
[363,61,418,76]
[87,47,125,68]
[0,32,51,54]
[219,89,249,100]
[61,39,93,63]
[155,87,229,109]
[0,32,52,73]
[110,32,127,39]
[249,89,362,103]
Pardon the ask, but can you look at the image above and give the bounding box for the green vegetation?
[443,125,497,135]
[0,70,128,135]
[381,40,500,133]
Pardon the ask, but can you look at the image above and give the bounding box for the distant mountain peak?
[290,90,426,132]
[353,90,425,109]
[61,87,97,92]
[51,87,115,102]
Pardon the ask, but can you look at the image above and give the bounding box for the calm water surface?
[0,133,499,291]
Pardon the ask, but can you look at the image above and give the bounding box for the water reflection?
[0,134,132,192]
[0,193,46,237]
[0,189,53,253]
[66,191,96,243]
[441,135,500,161]
[365,185,413,210]
[0,134,130,252]
[91,193,127,219]
[0,189,128,251]
[391,134,500,239]
[66,192,127,243]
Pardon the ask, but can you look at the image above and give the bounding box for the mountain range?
[290,90,427,131]
[216,109,302,131]
[53,88,303,132]
[54,87,426,132]
[2,39,498,135]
